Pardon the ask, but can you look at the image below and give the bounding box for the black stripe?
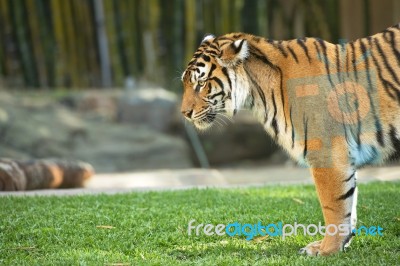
[374,38,400,86]
[355,97,362,146]
[344,212,352,218]
[383,30,391,42]
[337,187,355,201]
[232,39,245,53]
[221,67,232,89]
[297,38,311,63]
[360,37,385,143]
[345,43,351,76]
[290,106,295,148]
[368,36,399,101]
[359,38,386,145]
[201,55,211,62]
[339,42,346,79]
[370,45,400,102]
[207,50,219,56]
[207,83,212,93]
[344,172,355,182]
[388,124,400,160]
[303,114,308,158]
[277,40,289,57]
[249,48,287,132]
[249,47,277,68]
[350,42,358,81]
[382,29,400,68]
[335,45,341,82]
[244,68,267,117]
[313,41,321,58]
[209,90,225,100]
[316,38,334,87]
[207,64,217,78]
[279,69,287,132]
[193,51,202,57]
[271,92,279,137]
[376,128,385,147]
[287,46,299,63]
[267,39,288,57]
[209,43,220,51]
[196,62,205,67]
[218,41,232,47]
[210,76,224,89]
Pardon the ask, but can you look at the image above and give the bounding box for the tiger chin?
[181,24,400,256]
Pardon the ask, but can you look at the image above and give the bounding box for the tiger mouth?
[193,113,216,129]
[200,113,216,123]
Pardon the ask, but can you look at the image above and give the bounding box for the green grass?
[0,182,399,265]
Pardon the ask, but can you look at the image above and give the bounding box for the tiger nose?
[181,109,193,119]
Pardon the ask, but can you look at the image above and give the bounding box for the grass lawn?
[0,182,399,265]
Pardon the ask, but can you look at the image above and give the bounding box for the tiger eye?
[198,80,205,86]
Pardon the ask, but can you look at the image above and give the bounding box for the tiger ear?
[217,39,249,67]
[201,34,215,43]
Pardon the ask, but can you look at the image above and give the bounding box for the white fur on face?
[227,68,250,113]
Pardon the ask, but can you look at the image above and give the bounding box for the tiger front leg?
[299,167,357,256]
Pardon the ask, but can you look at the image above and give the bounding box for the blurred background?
[0,0,399,175]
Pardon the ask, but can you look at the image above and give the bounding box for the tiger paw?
[299,236,346,256]
[299,240,322,256]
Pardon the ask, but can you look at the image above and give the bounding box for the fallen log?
[0,158,94,191]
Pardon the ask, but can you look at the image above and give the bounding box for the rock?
[59,90,120,122]
[117,88,178,132]
[195,111,283,166]
[0,89,288,173]
[0,107,8,124]
[71,122,192,172]
[0,90,193,173]
[0,107,9,141]
[2,103,86,158]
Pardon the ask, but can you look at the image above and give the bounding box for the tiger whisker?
[215,115,228,126]
[211,116,228,133]
[220,113,234,122]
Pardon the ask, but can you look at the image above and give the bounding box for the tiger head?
[181,34,250,130]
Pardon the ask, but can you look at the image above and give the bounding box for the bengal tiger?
[180,23,400,256]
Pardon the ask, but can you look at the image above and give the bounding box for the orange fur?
[181,24,400,255]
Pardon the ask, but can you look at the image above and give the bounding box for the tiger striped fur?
[180,23,400,256]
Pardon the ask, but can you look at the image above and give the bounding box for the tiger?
[180,23,400,256]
